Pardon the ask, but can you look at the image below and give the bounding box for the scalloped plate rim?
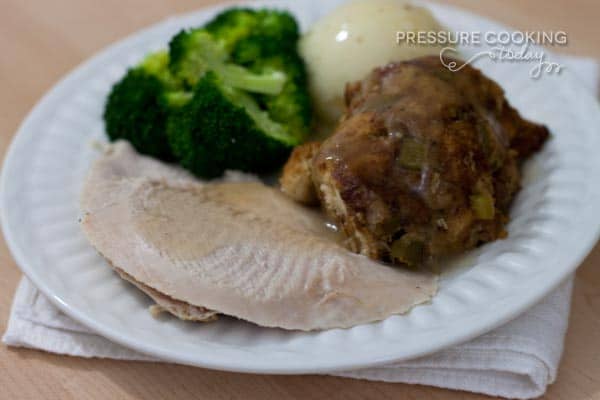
[2,0,600,373]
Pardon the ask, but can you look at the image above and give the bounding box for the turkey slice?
[79,141,437,330]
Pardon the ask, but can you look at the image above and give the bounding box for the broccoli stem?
[219,65,286,95]
[163,91,193,107]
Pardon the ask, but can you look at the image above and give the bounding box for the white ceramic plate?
[2,0,600,373]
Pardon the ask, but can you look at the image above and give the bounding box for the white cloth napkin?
[3,55,598,400]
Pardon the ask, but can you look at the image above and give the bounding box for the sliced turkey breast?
[80,141,436,330]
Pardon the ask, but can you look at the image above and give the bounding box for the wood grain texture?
[1,0,599,399]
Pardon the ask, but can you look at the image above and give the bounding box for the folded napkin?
[3,55,598,400]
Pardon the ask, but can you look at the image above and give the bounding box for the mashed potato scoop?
[300,0,445,124]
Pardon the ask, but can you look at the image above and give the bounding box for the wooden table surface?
[1,0,599,399]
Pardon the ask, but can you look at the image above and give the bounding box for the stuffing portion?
[281,56,549,267]
[279,142,321,205]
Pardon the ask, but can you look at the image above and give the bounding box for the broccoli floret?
[168,29,227,86]
[164,8,311,177]
[103,51,181,160]
[168,29,285,95]
[203,9,310,141]
[204,8,300,64]
[105,8,312,178]
[167,72,295,178]
[251,53,311,144]
[202,8,259,52]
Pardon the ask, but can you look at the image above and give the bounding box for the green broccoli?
[167,72,293,178]
[250,53,311,145]
[103,51,181,160]
[103,7,312,178]
[215,10,310,143]
[165,8,311,178]
[202,8,259,53]
[168,29,285,95]
[204,8,300,64]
